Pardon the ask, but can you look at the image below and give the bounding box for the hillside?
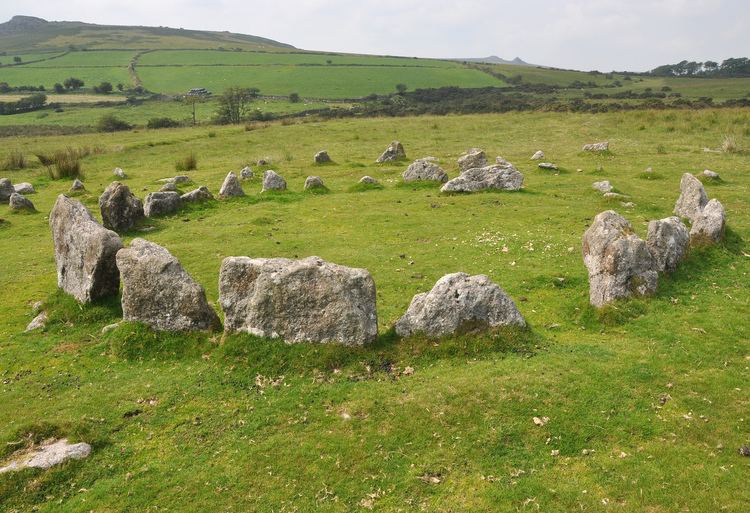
[0,15,295,52]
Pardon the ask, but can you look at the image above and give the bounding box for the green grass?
[0,65,131,90]
[0,109,748,512]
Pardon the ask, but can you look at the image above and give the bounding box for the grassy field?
[0,65,132,90]
[0,109,748,512]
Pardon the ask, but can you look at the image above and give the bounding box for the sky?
[1,0,749,71]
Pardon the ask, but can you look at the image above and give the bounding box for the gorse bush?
[175,152,197,171]
[97,113,132,133]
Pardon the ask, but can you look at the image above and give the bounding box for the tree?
[53,83,65,94]
[93,81,113,94]
[13,56,21,64]
[289,92,300,103]
[63,77,84,90]
[96,113,132,132]
[215,87,258,124]
[396,83,408,95]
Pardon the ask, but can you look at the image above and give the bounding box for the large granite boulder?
[0,439,92,474]
[262,170,287,192]
[583,142,609,152]
[582,210,658,307]
[395,273,525,338]
[0,178,13,202]
[219,171,245,198]
[440,164,524,193]
[674,173,707,221]
[144,191,182,217]
[219,256,378,345]
[116,239,220,332]
[314,150,331,163]
[180,186,214,203]
[49,195,123,303]
[403,159,448,183]
[13,182,34,194]
[9,193,35,212]
[457,148,487,173]
[647,216,690,272]
[99,181,144,232]
[376,141,406,163]
[690,199,725,243]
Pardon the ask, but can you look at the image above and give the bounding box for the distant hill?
[0,15,295,52]
[450,56,532,66]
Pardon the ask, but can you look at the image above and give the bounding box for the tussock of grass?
[175,152,197,172]
[107,322,215,360]
[303,184,330,194]
[1,150,26,171]
[347,181,384,192]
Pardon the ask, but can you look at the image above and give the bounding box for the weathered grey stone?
[219,171,245,197]
[376,141,406,163]
[0,439,91,474]
[13,182,34,194]
[647,216,690,272]
[314,150,331,163]
[240,166,253,179]
[304,176,326,190]
[262,170,287,192]
[50,195,123,303]
[70,179,85,192]
[530,150,545,160]
[457,148,487,172]
[583,142,609,152]
[674,173,708,221]
[257,158,269,166]
[9,193,35,211]
[113,167,127,179]
[181,186,214,203]
[395,272,525,337]
[99,181,144,232]
[440,164,524,193]
[144,191,182,217]
[0,178,14,202]
[158,175,190,185]
[403,159,448,182]
[219,256,377,345]
[592,180,613,193]
[495,156,512,166]
[359,175,379,184]
[701,169,720,180]
[690,199,725,243]
[538,162,558,170]
[603,192,627,200]
[159,182,177,192]
[582,210,658,307]
[116,239,220,332]
[25,311,48,332]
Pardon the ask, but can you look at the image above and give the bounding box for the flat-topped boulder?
[647,216,690,272]
[99,181,144,232]
[144,191,182,217]
[0,439,92,474]
[403,159,448,183]
[440,164,524,193]
[592,180,613,193]
[49,195,123,303]
[690,199,725,243]
[181,186,214,203]
[395,273,525,338]
[116,239,220,332]
[674,173,707,221]
[219,171,245,198]
[314,150,331,163]
[9,193,35,212]
[376,141,406,163]
[13,182,34,194]
[304,176,326,190]
[582,141,609,152]
[457,148,487,173]
[0,178,13,202]
[219,256,378,345]
[582,210,658,307]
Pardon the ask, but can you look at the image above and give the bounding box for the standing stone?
[314,150,331,163]
[0,178,13,202]
[376,141,406,163]
[690,199,725,243]
[219,256,378,345]
[582,142,609,152]
[70,179,85,192]
[113,167,127,179]
[49,195,123,303]
[219,171,245,197]
[144,191,182,217]
[457,148,487,172]
[403,159,448,183]
[441,165,524,193]
[592,180,613,193]
[530,150,545,160]
[674,173,708,221]
[13,183,34,194]
[647,216,690,272]
[304,176,326,190]
[181,186,214,203]
[99,182,144,232]
[240,166,253,179]
[116,239,220,332]
[395,273,525,338]
[262,170,287,192]
[582,210,658,307]
[9,193,35,212]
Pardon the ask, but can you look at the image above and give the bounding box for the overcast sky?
[2,0,749,71]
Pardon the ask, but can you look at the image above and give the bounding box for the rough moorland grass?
[0,109,748,512]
